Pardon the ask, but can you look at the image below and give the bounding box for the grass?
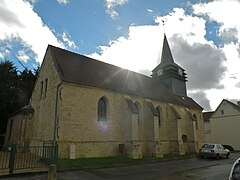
[59,153,197,170]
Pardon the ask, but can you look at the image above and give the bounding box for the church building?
[5,34,205,159]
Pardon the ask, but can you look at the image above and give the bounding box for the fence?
[0,142,58,175]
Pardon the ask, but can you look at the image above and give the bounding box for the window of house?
[8,119,13,140]
[44,78,48,98]
[40,81,43,99]
[221,110,224,115]
[182,135,187,143]
[156,107,161,127]
[98,97,107,121]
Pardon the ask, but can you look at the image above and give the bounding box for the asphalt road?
[2,152,240,180]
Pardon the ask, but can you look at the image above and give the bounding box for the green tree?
[0,61,20,142]
[0,60,39,145]
[18,68,38,107]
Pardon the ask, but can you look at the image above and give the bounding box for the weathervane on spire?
[162,20,165,26]
[161,19,166,32]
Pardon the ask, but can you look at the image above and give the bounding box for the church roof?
[48,45,202,110]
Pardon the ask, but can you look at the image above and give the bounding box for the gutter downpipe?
[53,82,62,142]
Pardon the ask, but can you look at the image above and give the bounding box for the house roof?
[203,111,214,121]
[210,99,240,118]
[48,45,203,110]
[218,99,240,112]
[224,99,240,112]
[8,105,34,118]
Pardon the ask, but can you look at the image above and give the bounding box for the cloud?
[61,32,77,49]
[105,0,128,19]
[89,5,240,111]
[17,50,30,63]
[236,82,240,88]
[170,34,226,90]
[188,91,211,111]
[155,8,207,45]
[0,0,63,64]
[56,0,69,5]
[219,28,238,44]
[193,0,240,44]
[91,7,227,91]
[0,36,39,70]
[89,25,164,74]
[0,3,24,27]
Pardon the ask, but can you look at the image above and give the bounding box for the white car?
[199,143,230,159]
[229,158,240,180]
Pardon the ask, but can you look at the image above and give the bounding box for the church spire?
[161,33,174,64]
[151,33,188,97]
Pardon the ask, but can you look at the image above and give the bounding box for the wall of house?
[204,120,212,143]
[211,116,240,150]
[210,103,240,150]
[4,113,32,147]
[24,48,205,158]
[4,115,22,146]
[29,49,61,146]
[56,82,204,158]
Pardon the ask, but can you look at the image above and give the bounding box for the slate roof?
[152,34,184,71]
[9,105,34,118]
[203,111,214,121]
[151,34,187,81]
[48,45,203,110]
[219,99,240,112]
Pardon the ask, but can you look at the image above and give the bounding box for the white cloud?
[155,8,207,45]
[0,0,64,63]
[105,0,128,19]
[17,50,30,62]
[62,32,77,49]
[193,0,240,28]
[89,25,164,74]
[192,0,240,109]
[89,5,240,111]
[56,0,69,5]
[193,0,240,43]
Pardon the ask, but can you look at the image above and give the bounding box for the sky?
[0,0,240,111]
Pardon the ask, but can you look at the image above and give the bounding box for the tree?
[0,60,39,145]
[0,61,20,142]
[18,69,38,107]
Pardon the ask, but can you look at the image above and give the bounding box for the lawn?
[59,154,196,170]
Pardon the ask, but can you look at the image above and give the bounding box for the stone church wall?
[29,49,61,146]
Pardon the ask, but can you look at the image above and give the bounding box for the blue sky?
[1,0,240,111]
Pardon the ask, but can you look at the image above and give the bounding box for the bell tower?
[152,34,187,97]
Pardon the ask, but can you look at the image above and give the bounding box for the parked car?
[229,158,240,180]
[199,143,230,159]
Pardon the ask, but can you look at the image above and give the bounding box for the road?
[2,152,240,180]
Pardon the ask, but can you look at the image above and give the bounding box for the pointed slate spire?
[161,33,174,64]
[151,33,187,97]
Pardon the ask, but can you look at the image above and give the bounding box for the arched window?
[156,107,161,127]
[182,135,188,143]
[98,97,107,121]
